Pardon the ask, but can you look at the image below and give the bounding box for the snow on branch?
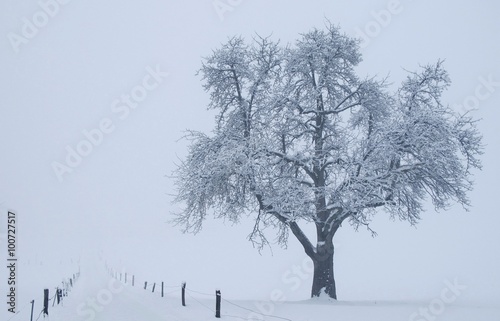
[172,24,483,251]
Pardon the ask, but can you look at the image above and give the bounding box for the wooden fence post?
[132,275,135,286]
[181,282,186,306]
[152,283,156,293]
[215,290,221,318]
[144,281,147,290]
[30,300,35,321]
[43,289,49,316]
[161,282,164,297]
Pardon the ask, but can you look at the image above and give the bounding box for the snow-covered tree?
[172,24,482,299]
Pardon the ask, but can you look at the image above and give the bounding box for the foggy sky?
[1,0,499,303]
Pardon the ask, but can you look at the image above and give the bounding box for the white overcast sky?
[1,0,499,302]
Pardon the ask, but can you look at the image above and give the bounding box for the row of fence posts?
[108,266,221,318]
[29,270,80,321]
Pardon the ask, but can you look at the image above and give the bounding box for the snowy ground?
[3,255,499,321]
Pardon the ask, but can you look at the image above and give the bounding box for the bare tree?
[172,24,482,299]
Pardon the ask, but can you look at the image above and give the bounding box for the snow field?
[2,251,499,321]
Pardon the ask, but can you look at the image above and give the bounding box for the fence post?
[181,282,186,306]
[43,289,49,316]
[132,275,135,286]
[161,282,164,297]
[144,281,147,290]
[152,283,156,293]
[215,290,221,318]
[56,287,61,304]
[30,300,35,321]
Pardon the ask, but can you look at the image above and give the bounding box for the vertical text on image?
[6,211,17,314]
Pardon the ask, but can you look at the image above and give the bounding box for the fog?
[1,0,499,305]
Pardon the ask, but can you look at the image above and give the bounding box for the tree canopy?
[172,24,482,298]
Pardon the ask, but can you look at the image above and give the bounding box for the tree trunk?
[287,221,338,299]
[311,242,336,299]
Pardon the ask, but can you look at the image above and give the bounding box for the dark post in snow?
[152,283,156,293]
[181,282,186,306]
[43,289,49,316]
[56,287,61,304]
[215,290,221,318]
[30,300,35,321]
[132,275,135,286]
[144,281,148,290]
[161,282,164,297]
[70,278,73,287]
